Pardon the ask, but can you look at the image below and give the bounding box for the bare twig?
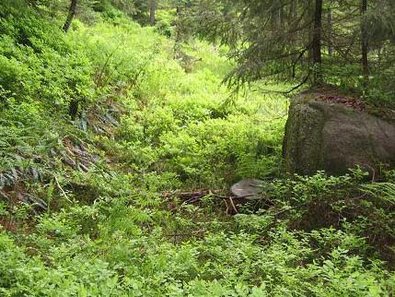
[54,176,72,203]
[228,197,238,214]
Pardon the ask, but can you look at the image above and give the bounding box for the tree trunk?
[63,0,78,33]
[327,8,333,56]
[68,99,79,120]
[291,0,297,19]
[361,0,369,88]
[312,0,323,85]
[149,0,157,26]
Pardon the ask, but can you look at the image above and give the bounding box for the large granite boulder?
[283,95,395,176]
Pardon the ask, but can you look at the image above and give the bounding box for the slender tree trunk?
[278,5,284,27]
[63,0,78,33]
[269,2,280,27]
[63,0,79,118]
[312,0,323,85]
[361,0,369,88]
[68,99,79,120]
[291,0,297,19]
[149,0,157,26]
[377,47,382,65]
[327,8,333,56]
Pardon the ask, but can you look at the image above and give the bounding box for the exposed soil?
[302,85,365,111]
[301,85,395,121]
[316,93,366,111]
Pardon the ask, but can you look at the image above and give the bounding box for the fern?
[361,182,395,204]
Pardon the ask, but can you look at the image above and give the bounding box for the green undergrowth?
[0,3,394,296]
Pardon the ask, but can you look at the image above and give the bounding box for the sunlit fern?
[361,182,395,204]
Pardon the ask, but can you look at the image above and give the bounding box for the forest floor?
[0,12,394,296]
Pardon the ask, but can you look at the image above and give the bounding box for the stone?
[231,179,264,199]
[283,95,395,176]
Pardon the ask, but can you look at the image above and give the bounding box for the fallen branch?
[162,188,246,215]
[163,189,224,201]
[54,176,72,203]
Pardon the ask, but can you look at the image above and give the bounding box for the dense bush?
[0,2,94,113]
